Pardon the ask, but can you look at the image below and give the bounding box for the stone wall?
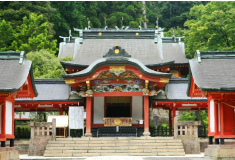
[0,147,19,160]
[205,145,235,158]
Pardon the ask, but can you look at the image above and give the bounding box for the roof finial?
[87,18,91,30]
[116,42,119,47]
[121,17,124,30]
[156,17,159,29]
[104,17,108,30]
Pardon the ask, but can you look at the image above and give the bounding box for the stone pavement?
[19,153,216,160]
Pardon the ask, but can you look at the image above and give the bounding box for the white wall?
[6,101,12,134]
[93,97,104,124]
[210,99,215,133]
[132,96,143,124]
[0,105,2,134]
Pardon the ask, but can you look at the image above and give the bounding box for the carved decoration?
[97,71,116,80]
[109,66,125,76]
[65,79,75,84]
[92,84,142,92]
[119,71,139,80]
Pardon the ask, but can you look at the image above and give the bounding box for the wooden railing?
[103,117,132,127]
[29,119,56,139]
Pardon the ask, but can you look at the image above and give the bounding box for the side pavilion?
[0,52,37,147]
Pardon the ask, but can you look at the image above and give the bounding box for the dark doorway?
[105,97,131,117]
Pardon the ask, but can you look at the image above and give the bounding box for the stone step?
[46,144,183,149]
[158,152,185,156]
[44,137,185,157]
[55,137,175,141]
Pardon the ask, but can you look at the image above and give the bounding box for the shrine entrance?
[105,97,131,118]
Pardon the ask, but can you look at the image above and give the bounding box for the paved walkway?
[19,153,214,160]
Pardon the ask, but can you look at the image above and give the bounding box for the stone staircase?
[44,137,185,157]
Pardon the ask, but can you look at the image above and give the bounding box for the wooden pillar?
[59,107,63,115]
[143,96,150,136]
[2,102,6,136]
[220,102,224,137]
[169,109,172,135]
[85,97,92,137]
[172,107,176,129]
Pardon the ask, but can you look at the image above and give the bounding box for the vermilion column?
[220,102,224,136]
[85,97,92,137]
[143,96,150,136]
[172,107,176,129]
[169,109,172,135]
[59,107,63,115]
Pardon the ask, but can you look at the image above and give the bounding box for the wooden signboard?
[69,106,84,136]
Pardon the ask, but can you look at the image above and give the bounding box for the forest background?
[1,1,235,123]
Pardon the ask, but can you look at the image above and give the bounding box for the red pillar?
[169,109,172,135]
[143,96,150,136]
[220,101,224,136]
[59,107,63,115]
[172,107,176,129]
[85,97,92,137]
[2,101,6,136]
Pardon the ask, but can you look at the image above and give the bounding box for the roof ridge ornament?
[196,50,201,63]
[103,44,131,58]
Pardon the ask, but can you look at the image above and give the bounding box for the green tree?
[50,1,86,43]
[0,1,55,35]
[184,1,235,58]
[27,49,72,79]
[146,1,207,29]
[0,20,15,51]
[11,14,58,54]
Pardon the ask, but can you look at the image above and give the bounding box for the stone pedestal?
[28,136,53,156]
[205,145,235,158]
[180,137,200,154]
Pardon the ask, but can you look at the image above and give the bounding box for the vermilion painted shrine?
[0,26,235,158]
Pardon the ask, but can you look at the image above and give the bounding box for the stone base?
[0,147,19,160]
[205,145,235,158]
[143,131,150,137]
[179,137,200,154]
[85,132,92,137]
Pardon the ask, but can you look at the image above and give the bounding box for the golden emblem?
[98,32,102,36]
[136,32,139,36]
[114,119,122,126]
[114,49,120,54]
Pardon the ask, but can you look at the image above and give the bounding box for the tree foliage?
[27,50,72,79]
[0,14,58,54]
[184,1,235,58]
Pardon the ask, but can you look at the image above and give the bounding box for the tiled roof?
[0,59,33,93]
[189,58,235,91]
[16,79,77,102]
[67,39,188,66]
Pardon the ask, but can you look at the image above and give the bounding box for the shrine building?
[58,27,207,137]
[0,52,37,147]
[188,51,235,144]
[1,26,235,158]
